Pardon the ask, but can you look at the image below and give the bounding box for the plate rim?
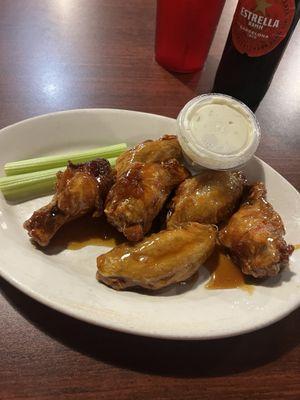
[0,107,176,137]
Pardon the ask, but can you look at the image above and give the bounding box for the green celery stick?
[4,143,126,176]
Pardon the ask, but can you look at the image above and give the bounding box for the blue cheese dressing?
[177,94,261,170]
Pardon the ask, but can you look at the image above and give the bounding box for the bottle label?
[232,0,296,57]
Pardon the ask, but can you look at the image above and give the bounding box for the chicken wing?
[219,182,294,278]
[97,222,217,290]
[105,159,189,241]
[167,171,246,228]
[24,159,114,246]
[115,134,182,176]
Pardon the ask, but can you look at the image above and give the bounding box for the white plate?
[0,109,299,340]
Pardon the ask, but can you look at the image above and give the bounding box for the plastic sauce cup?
[177,94,261,170]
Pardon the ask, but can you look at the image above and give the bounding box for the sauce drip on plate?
[49,217,253,294]
[204,247,253,293]
[49,215,124,250]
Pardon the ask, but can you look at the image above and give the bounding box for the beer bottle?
[213,0,300,111]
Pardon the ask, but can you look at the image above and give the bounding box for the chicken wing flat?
[24,159,114,246]
[97,222,217,290]
[105,159,189,241]
[219,182,294,278]
[167,171,246,228]
[115,134,182,176]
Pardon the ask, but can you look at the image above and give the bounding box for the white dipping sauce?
[191,103,251,155]
[177,94,260,170]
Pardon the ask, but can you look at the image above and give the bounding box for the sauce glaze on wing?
[219,182,294,278]
[24,159,114,246]
[167,170,246,228]
[97,222,217,290]
[105,159,190,241]
[115,134,182,176]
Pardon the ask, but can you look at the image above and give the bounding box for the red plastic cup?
[155,0,226,73]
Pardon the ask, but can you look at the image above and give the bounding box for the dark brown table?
[1,1,299,399]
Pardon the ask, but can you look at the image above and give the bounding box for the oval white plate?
[0,109,299,340]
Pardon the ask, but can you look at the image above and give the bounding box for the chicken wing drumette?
[97,222,217,290]
[105,159,189,241]
[24,159,114,246]
[167,171,246,228]
[219,182,294,278]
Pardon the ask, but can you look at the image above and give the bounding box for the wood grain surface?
[0,1,299,399]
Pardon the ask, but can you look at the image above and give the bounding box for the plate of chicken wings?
[0,109,299,339]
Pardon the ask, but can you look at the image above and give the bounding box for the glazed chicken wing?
[105,159,189,241]
[167,171,246,228]
[97,222,217,290]
[219,182,294,278]
[115,134,182,176]
[24,159,114,246]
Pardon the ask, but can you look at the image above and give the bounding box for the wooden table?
[1,1,299,399]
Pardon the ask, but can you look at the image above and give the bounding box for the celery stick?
[0,157,116,202]
[4,143,126,176]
